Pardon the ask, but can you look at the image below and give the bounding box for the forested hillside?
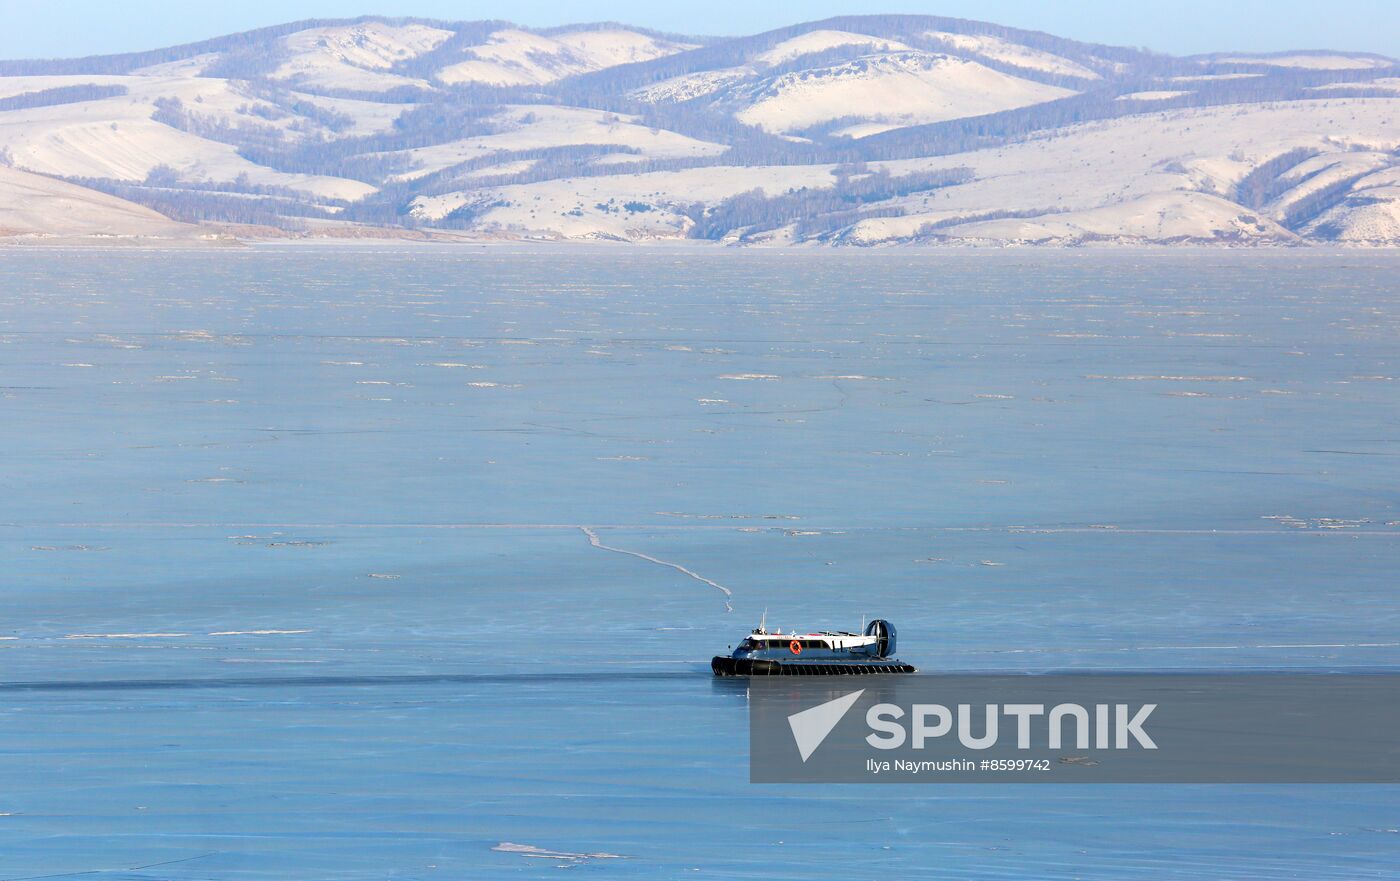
[1,15,1397,244]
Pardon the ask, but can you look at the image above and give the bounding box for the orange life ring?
[789,639,802,655]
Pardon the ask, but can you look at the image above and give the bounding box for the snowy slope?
[409,162,835,236]
[386,105,726,181]
[273,23,453,92]
[1300,166,1400,243]
[631,68,752,103]
[733,52,1075,134]
[924,31,1100,79]
[1117,90,1192,101]
[554,29,696,68]
[0,14,1396,244]
[0,75,376,199]
[1212,53,1393,70]
[410,97,1400,245]
[1265,151,1394,222]
[436,28,693,86]
[930,192,1294,244]
[630,30,916,104]
[844,99,1400,245]
[753,30,913,66]
[0,165,203,239]
[1311,77,1400,94]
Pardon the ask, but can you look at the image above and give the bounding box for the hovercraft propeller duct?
[864,619,896,658]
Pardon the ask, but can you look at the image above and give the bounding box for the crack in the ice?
[580,527,733,612]
[0,852,218,881]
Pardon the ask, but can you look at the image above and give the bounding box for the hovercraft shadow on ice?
[712,616,915,676]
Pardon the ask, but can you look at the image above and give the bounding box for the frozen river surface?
[1,247,1397,878]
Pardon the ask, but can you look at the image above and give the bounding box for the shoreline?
[4,234,1399,255]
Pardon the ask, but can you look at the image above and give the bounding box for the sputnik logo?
[787,689,865,762]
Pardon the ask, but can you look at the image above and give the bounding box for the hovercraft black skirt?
[712,657,916,676]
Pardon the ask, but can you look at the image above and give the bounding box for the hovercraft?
[711,616,915,676]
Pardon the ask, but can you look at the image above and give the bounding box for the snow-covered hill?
[436,28,694,86]
[730,52,1075,136]
[0,14,1397,246]
[0,164,211,240]
[273,22,453,92]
